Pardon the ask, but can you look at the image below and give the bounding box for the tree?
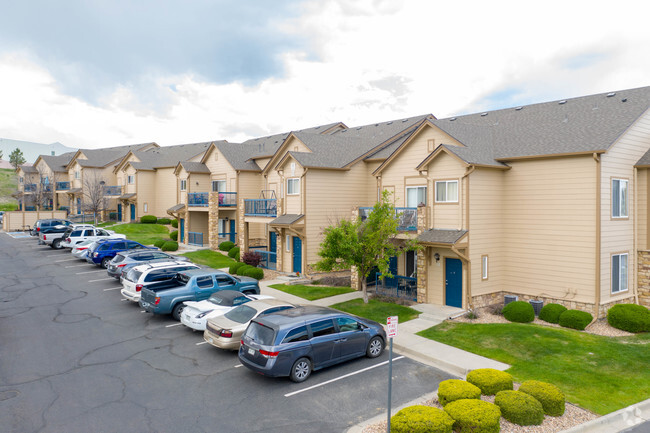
[82,169,109,224]
[0,149,3,159]
[315,190,417,303]
[10,148,26,170]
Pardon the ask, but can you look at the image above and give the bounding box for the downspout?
[593,153,601,321]
[634,167,640,304]
[301,168,308,277]
[461,165,476,309]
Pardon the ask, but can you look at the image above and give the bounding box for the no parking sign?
[387,315,398,338]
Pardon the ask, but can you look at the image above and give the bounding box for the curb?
[391,343,468,377]
[559,398,650,433]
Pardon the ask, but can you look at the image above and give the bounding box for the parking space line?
[88,278,115,282]
[103,287,122,291]
[140,310,146,313]
[165,323,182,328]
[55,258,79,263]
[76,270,104,274]
[234,364,242,368]
[120,299,129,301]
[284,356,405,398]
[65,264,90,268]
[195,341,208,346]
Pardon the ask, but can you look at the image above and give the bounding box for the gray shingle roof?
[636,148,650,167]
[21,165,38,173]
[417,229,468,245]
[128,141,217,170]
[178,161,210,173]
[167,203,186,213]
[242,122,344,159]
[270,214,304,225]
[74,143,156,168]
[39,152,76,172]
[214,142,261,171]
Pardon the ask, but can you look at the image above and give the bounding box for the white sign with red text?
[387,316,398,338]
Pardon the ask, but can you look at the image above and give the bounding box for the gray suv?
[107,250,190,279]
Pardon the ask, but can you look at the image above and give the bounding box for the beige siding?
[204,147,237,192]
[152,168,179,216]
[124,166,137,194]
[638,169,648,251]
[279,156,305,215]
[426,152,466,230]
[364,161,381,204]
[177,167,188,205]
[425,247,465,305]
[137,171,155,218]
[255,157,271,171]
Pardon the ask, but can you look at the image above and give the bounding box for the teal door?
[180,218,185,243]
[229,219,236,242]
[117,204,122,222]
[445,258,463,308]
[77,198,82,214]
[269,232,276,252]
[292,236,302,273]
[130,204,135,220]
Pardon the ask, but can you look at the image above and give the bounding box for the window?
[19,176,23,183]
[406,250,417,278]
[215,275,234,287]
[336,317,359,332]
[212,180,226,192]
[612,179,628,218]
[282,326,309,343]
[180,179,186,191]
[143,203,148,213]
[406,186,427,207]
[287,178,300,195]
[196,276,214,289]
[427,139,436,152]
[75,171,80,179]
[310,319,336,337]
[481,255,488,280]
[127,175,135,184]
[612,253,628,293]
[286,235,291,252]
[435,180,458,203]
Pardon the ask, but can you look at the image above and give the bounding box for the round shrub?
[228,246,240,259]
[170,230,178,241]
[437,379,481,406]
[241,251,262,267]
[156,218,171,225]
[558,309,593,330]
[140,215,157,224]
[236,265,254,276]
[539,303,568,324]
[161,241,178,252]
[171,219,178,228]
[229,262,246,275]
[502,301,535,323]
[466,368,513,395]
[243,267,264,280]
[391,405,455,433]
[153,239,166,248]
[444,399,501,433]
[519,380,565,416]
[494,390,544,426]
[607,304,650,333]
[219,241,235,252]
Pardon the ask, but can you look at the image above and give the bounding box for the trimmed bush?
[171,219,178,228]
[229,262,246,275]
[219,241,235,252]
[539,303,568,324]
[157,218,171,225]
[140,215,157,224]
[437,379,481,406]
[153,239,166,248]
[519,380,566,416]
[466,368,513,395]
[236,265,254,276]
[558,309,593,330]
[444,399,501,433]
[495,390,544,426]
[243,267,264,280]
[241,251,262,267]
[502,301,535,323]
[607,304,650,333]
[170,230,178,241]
[161,241,178,252]
[228,246,240,259]
[391,405,455,433]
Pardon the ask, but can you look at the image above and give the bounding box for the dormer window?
[180,179,187,191]
[75,170,80,179]
[128,175,135,185]
[287,178,300,195]
[435,180,458,203]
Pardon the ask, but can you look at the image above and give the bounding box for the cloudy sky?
[0,0,648,149]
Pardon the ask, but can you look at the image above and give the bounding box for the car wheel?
[366,336,384,358]
[52,239,62,249]
[172,303,185,321]
[101,257,111,268]
[290,357,312,383]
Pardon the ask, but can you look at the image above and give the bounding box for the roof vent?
[515,106,523,111]
[356,127,362,130]
[607,92,616,97]
[402,119,409,122]
[386,121,393,125]
[480,112,488,116]
[449,117,456,121]
[622,98,628,103]
[559,100,567,105]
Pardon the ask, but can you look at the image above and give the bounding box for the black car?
[31,218,72,236]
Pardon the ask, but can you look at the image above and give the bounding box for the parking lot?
[0,232,454,433]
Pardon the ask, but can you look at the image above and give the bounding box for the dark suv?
[85,239,158,268]
[238,306,386,382]
[31,219,72,236]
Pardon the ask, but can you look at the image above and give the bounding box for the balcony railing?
[24,184,36,192]
[188,232,204,246]
[244,199,277,217]
[43,184,52,192]
[250,247,277,270]
[56,181,70,190]
[188,192,209,207]
[218,232,237,243]
[359,206,417,231]
[104,186,122,196]
[218,192,237,207]
[375,273,417,301]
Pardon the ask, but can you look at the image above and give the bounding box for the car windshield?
[126,269,142,283]
[225,305,258,324]
[244,321,275,345]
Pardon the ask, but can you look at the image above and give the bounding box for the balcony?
[218,191,237,207]
[359,207,417,231]
[24,184,36,192]
[188,232,204,246]
[250,247,277,270]
[56,181,70,190]
[43,184,52,192]
[374,273,417,302]
[188,192,209,207]
[244,199,277,217]
[104,186,122,196]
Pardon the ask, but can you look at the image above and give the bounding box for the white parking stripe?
[76,270,104,274]
[284,356,405,398]
[88,277,115,282]
[55,258,78,263]
[120,299,128,302]
[65,264,90,268]
[195,341,208,346]
[102,287,122,291]
[165,323,182,328]
[234,364,243,368]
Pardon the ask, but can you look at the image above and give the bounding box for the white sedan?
[180,290,274,331]
[60,227,126,249]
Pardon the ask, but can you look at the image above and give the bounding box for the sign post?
[386,316,398,433]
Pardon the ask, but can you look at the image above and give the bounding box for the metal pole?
[387,337,393,433]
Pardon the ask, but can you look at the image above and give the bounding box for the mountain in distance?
[0,138,76,164]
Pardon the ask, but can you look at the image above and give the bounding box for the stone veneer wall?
[637,251,650,307]
[208,192,219,250]
[237,198,246,251]
[416,205,427,303]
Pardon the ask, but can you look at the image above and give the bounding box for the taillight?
[259,349,279,359]
[37,227,40,232]
[43,235,47,240]
[118,264,126,268]
[219,330,233,338]
[136,284,143,292]
[94,252,98,257]
[154,297,160,305]
[66,238,71,243]
[240,339,244,346]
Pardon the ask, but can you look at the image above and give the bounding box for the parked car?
[204,298,295,350]
[60,226,125,249]
[41,224,94,248]
[31,218,72,237]
[120,261,201,303]
[139,269,261,320]
[0,210,4,224]
[85,238,158,268]
[180,290,274,331]
[238,306,386,382]
[107,250,190,279]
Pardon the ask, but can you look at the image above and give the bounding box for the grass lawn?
[0,168,19,205]
[269,284,355,301]
[331,298,420,324]
[418,321,650,415]
[107,223,170,245]
[179,249,236,269]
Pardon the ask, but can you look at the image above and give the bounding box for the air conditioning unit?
[529,300,544,316]
[504,295,518,305]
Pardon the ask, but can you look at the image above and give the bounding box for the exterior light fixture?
[434,253,440,262]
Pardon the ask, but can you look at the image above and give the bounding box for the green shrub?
[140,215,157,224]
[157,218,171,225]
[607,304,650,333]
[539,303,568,324]
[170,230,178,241]
[161,241,178,251]
[153,239,166,248]
[519,380,565,416]
[244,267,264,280]
[558,309,593,330]
[228,246,240,258]
[466,368,513,395]
[391,405,455,433]
[236,265,254,276]
[444,399,501,433]
[219,241,235,252]
[171,219,178,228]
[437,379,481,406]
[502,301,535,323]
[229,262,246,274]
[494,390,544,426]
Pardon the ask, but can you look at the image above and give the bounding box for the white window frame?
[212,180,226,192]
[143,203,148,213]
[285,235,291,252]
[612,178,628,218]
[435,180,459,203]
[127,175,135,185]
[74,170,80,180]
[406,186,427,207]
[287,178,300,195]
[481,255,489,280]
[611,253,628,293]
[180,179,186,191]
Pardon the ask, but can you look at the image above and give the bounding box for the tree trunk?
[361,272,369,304]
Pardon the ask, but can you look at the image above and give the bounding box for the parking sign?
[387,316,398,338]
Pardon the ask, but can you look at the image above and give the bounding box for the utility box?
[504,295,518,305]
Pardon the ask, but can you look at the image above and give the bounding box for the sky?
[0,0,649,149]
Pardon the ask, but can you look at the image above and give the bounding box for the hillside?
[0,138,76,163]
[0,168,19,207]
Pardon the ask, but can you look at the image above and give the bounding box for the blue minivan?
[85,238,157,268]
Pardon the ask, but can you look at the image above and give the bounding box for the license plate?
[248,348,255,355]
[208,338,213,344]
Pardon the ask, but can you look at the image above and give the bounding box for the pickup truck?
[39,223,93,248]
[139,269,261,320]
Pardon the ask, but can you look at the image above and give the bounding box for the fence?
[2,210,68,232]
[188,232,204,246]
[374,273,418,301]
[188,192,209,207]
[244,199,277,217]
[250,248,277,270]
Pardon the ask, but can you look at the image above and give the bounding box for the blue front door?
[130,204,135,220]
[229,219,236,242]
[445,258,463,308]
[269,232,277,252]
[77,198,81,214]
[384,256,398,287]
[180,218,185,243]
[117,204,122,222]
[292,236,302,273]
